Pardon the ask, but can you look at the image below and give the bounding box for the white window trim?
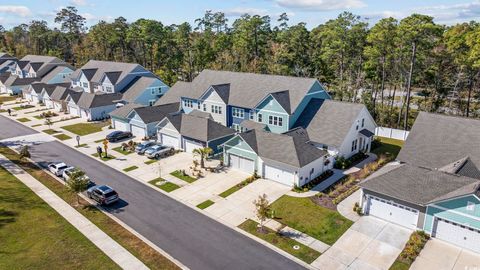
[233,108,245,118]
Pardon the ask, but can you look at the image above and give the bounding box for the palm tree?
[192,147,213,168]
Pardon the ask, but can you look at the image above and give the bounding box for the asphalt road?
[0,115,37,140]
[0,115,305,270]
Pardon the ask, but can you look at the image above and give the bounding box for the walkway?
[0,155,148,270]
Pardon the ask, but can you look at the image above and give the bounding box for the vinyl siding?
[289,81,331,127]
[223,136,258,169]
[255,95,289,134]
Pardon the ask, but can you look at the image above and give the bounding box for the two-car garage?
[229,154,255,174]
[432,218,480,253]
[364,195,419,229]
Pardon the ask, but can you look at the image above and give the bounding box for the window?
[105,86,113,93]
[184,99,193,108]
[149,100,156,106]
[258,113,262,122]
[232,108,245,118]
[361,118,365,128]
[151,88,156,95]
[268,115,283,127]
[249,110,254,120]
[211,105,222,114]
[82,82,88,88]
[351,140,358,152]
[232,124,244,132]
[203,103,207,112]
[197,102,201,109]
[467,202,475,211]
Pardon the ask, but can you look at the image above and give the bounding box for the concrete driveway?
[411,239,480,270]
[312,216,412,270]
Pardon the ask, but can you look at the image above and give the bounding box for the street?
[0,115,305,270]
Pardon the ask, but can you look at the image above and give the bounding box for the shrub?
[292,170,334,192]
[397,231,430,265]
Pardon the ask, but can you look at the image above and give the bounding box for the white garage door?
[113,120,129,132]
[69,105,79,116]
[229,154,255,174]
[184,139,203,153]
[264,164,295,186]
[160,133,180,148]
[433,218,480,253]
[45,99,54,109]
[32,95,40,103]
[366,196,419,229]
[131,125,145,138]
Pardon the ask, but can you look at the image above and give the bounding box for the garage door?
[160,133,180,148]
[184,139,203,153]
[229,154,255,174]
[69,105,79,116]
[45,99,53,109]
[264,164,295,186]
[113,120,129,132]
[433,218,480,253]
[366,196,419,229]
[32,95,40,103]
[131,125,145,138]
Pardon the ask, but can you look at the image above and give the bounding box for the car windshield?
[108,131,120,136]
[139,142,151,147]
[58,164,68,169]
[150,145,161,150]
[97,185,111,192]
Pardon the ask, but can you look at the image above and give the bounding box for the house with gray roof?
[70,60,169,106]
[0,53,17,74]
[155,69,330,134]
[11,55,74,82]
[293,99,376,158]
[65,91,123,121]
[222,127,329,186]
[359,112,480,253]
[1,75,39,95]
[157,112,236,154]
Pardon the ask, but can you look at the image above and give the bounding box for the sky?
[1,0,480,30]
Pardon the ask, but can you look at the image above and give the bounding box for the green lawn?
[31,124,42,127]
[270,196,353,245]
[389,261,410,270]
[43,129,61,135]
[170,170,196,183]
[61,122,110,136]
[0,146,179,270]
[239,219,321,264]
[94,139,105,143]
[74,143,88,148]
[123,166,139,172]
[148,179,180,192]
[91,153,116,161]
[0,166,119,270]
[113,146,133,155]
[144,159,157,165]
[54,134,72,141]
[219,177,258,198]
[371,137,404,159]
[196,200,215,209]
[12,105,34,111]
[33,115,43,120]
[17,117,31,122]
[0,95,16,104]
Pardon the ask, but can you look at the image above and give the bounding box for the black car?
[106,131,132,142]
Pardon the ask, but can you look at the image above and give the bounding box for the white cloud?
[81,13,114,23]
[70,0,88,6]
[222,7,269,17]
[0,5,32,17]
[413,0,480,23]
[274,0,366,11]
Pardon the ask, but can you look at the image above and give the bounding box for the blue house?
[155,69,330,134]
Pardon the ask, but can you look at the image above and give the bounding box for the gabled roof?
[237,128,327,168]
[28,82,48,94]
[156,69,324,114]
[130,103,180,124]
[155,81,191,105]
[41,84,58,97]
[109,103,144,119]
[210,83,230,103]
[121,76,159,102]
[188,109,212,119]
[19,55,64,72]
[77,92,123,109]
[293,99,368,148]
[104,71,122,84]
[38,64,75,83]
[4,76,39,87]
[163,113,235,142]
[360,163,480,206]
[66,91,83,103]
[269,90,291,113]
[50,84,78,101]
[29,62,43,71]
[397,112,480,176]
[240,119,267,131]
[0,73,11,83]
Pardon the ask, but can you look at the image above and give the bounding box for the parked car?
[106,131,132,142]
[62,167,92,184]
[145,145,174,159]
[86,185,119,205]
[48,162,69,176]
[135,141,156,154]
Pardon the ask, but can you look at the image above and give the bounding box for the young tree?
[66,169,89,205]
[253,194,270,232]
[192,147,213,168]
[19,145,30,160]
[44,116,53,129]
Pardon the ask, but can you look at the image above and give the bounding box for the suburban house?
[1,75,39,95]
[50,87,81,112]
[0,73,10,93]
[293,99,376,158]
[69,60,169,105]
[223,128,329,187]
[0,53,17,74]
[155,69,331,133]
[110,103,180,138]
[24,82,70,104]
[360,112,480,253]
[12,55,74,81]
[156,112,236,154]
[66,92,122,121]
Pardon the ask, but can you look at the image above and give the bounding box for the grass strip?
[123,166,139,172]
[170,170,196,183]
[54,134,72,141]
[113,146,133,155]
[196,200,214,209]
[148,179,180,193]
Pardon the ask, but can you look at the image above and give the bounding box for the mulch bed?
[310,195,337,210]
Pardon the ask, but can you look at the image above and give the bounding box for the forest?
[1,6,479,129]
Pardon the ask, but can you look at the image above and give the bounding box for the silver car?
[145,144,174,159]
[135,141,156,154]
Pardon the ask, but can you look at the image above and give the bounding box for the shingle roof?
[27,82,48,94]
[164,113,235,142]
[240,119,267,131]
[397,112,480,174]
[109,103,144,119]
[210,84,230,103]
[188,109,212,119]
[156,69,323,113]
[67,91,83,103]
[121,76,158,102]
[155,81,192,106]
[5,76,39,87]
[77,92,123,109]
[360,163,480,205]
[19,55,64,72]
[238,128,327,168]
[38,64,74,83]
[50,85,77,101]
[131,103,180,124]
[293,99,367,148]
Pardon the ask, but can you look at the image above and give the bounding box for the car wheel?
[155,154,159,159]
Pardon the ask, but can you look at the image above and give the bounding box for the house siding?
[289,82,331,127]
[207,134,235,155]
[133,79,169,106]
[223,136,258,169]
[87,104,117,121]
[338,107,377,158]
[199,88,227,125]
[255,96,289,134]
[45,67,74,84]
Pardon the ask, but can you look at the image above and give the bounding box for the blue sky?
[1,0,479,29]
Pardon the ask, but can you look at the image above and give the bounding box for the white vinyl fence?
[375,127,410,141]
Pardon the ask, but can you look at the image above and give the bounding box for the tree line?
[1,6,479,129]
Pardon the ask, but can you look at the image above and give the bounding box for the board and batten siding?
[255,95,289,134]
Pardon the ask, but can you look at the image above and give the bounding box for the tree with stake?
[66,169,89,206]
[19,145,31,160]
[44,116,53,129]
[192,147,213,168]
[253,194,270,233]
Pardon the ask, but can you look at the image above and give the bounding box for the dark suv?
[87,185,119,205]
[106,131,132,142]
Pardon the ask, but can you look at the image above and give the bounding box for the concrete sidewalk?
[0,155,148,270]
